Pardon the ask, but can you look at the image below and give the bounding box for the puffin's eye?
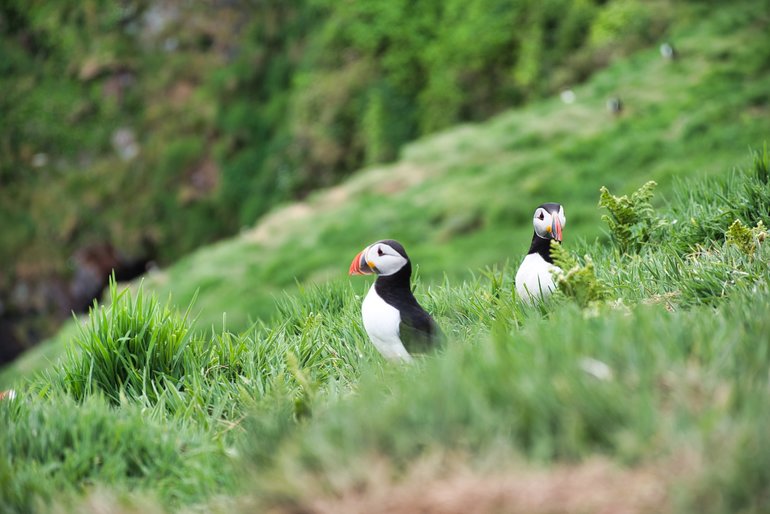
[377,247,384,256]
[538,212,545,221]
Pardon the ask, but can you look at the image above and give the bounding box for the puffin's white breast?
[515,253,559,304]
[361,284,412,362]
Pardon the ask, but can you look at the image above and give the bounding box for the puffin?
[515,203,566,304]
[349,239,441,362]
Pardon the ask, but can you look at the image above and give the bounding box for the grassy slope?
[1,3,770,511]
[3,154,770,512]
[140,1,770,326]
[3,1,768,386]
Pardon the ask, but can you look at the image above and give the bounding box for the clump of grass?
[42,277,374,430]
[595,233,769,309]
[60,279,198,405]
[589,149,770,308]
[667,144,770,253]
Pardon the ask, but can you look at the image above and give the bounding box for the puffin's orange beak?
[551,213,563,242]
[349,248,373,275]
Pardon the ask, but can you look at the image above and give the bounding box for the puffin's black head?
[532,203,566,242]
[349,239,410,277]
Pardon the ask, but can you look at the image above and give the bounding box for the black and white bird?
[515,203,566,304]
[349,240,441,362]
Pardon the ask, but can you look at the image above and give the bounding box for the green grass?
[2,2,770,512]
[0,393,235,513]
[257,282,770,513]
[2,153,770,512]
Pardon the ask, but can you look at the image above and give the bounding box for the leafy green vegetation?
[727,218,768,254]
[2,1,770,511]
[550,239,608,307]
[598,180,660,254]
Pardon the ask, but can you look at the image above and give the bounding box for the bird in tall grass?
[515,203,566,304]
[349,240,441,362]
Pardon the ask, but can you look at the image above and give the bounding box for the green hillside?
[2,0,770,387]
[2,1,770,512]
[3,150,770,512]
[1,0,660,350]
[101,0,770,328]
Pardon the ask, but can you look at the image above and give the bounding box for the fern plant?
[598,180,660,253]
[726,219,767,256]
[550,240,608,308]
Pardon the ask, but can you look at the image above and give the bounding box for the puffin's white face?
[533,204,566,241]
[363,242,408,276]
[349,241,408,277]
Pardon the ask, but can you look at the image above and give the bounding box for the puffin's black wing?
[373,268,443,355]
[399,304,443,354]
